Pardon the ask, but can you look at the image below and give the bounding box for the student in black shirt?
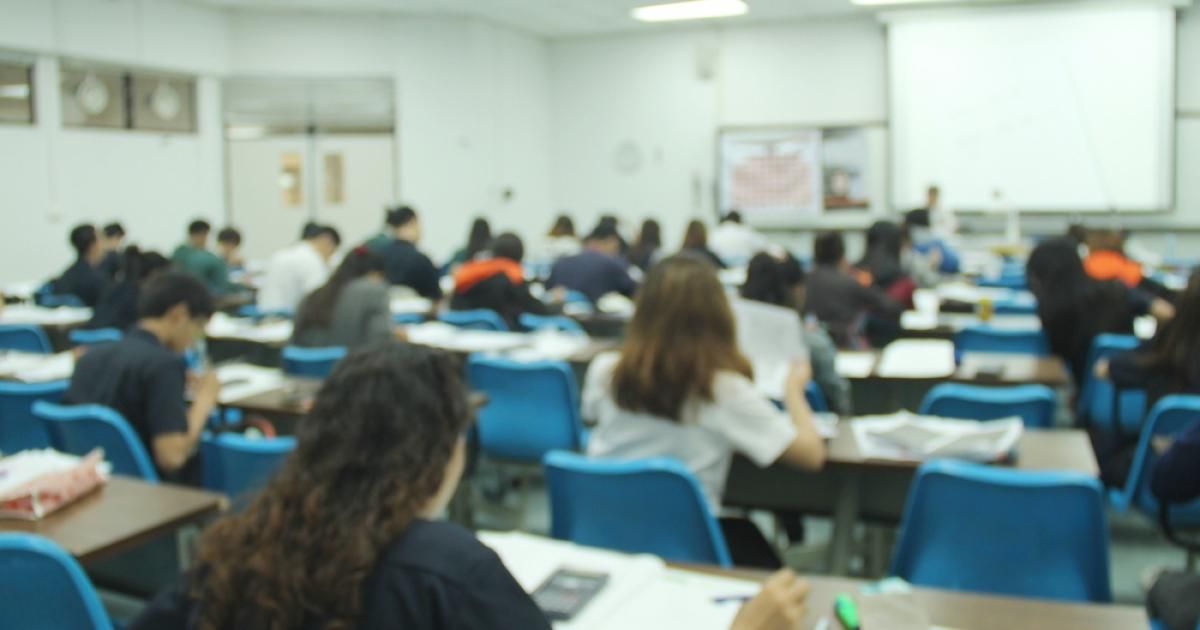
[380,206,443,299]
[97,222,126,280]
[546,223,637,304]
[65,273,219,484]
[53,224,111,307]
[86,247,170,332]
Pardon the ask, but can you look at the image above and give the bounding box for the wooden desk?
[723,425,1099,576]
[0,476,225,564]
[902,312,1043,341]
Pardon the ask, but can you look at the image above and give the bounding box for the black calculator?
[531,568,610,622]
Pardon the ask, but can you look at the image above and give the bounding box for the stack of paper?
[390,296,433,315]
[875,340,956,378]
[206,314,293,344]
[851,411,1023,462]
[835,352,877,379]
[0,305,92,326]
[0,351,75,382]
[406,322,529,353]
[216,363,288,404]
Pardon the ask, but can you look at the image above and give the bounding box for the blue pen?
[711,594,756,604]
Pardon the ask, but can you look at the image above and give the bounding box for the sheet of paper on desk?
[0,351,75,382]
[596,294,634,316]
[835,352,877,379]
[876,340,956,378]
[506,332,590,363]
[851,412,1023,462]
[599,568,758,630]
[216,364,287,404]
[0,305,92,325]
[901,310,939,331]
[407,323,529,353]
[390,297,432,315]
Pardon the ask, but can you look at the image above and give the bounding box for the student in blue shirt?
[546,223,637,304]
[53,224,110,307]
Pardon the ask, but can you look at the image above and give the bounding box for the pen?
[711,594,755,604]
[835,593,861,630]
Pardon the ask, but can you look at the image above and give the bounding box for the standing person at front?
[53,224,111,308]
[172,220,237,295]
[584,255,826,568]
[257,225,341,313]
[380,206,443,300]
[64,273,219,485]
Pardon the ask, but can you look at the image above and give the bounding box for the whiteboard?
[888,4,1175,212]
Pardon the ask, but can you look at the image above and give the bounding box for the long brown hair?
[191,342,471,630]
[682,220,709,250]
[1139,269,1200,390]
[611,255,752,420]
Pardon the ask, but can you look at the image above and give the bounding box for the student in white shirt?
[709,211,771,267]
[257,225,341,313]
[583,254,825,568]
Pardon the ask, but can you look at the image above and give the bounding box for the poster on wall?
[719,127,872,227]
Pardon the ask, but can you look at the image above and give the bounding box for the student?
[53,224,110,308]
[596,214,630,255]
[900,224,941,289]
[133,341,811,630]
[86,247,170,332]
[216,227,245,273]
[447,218,492,269]
[584,255,825,567]
[172,220,236,294]
[805,231,902,348]
[1084,229,1174,301]
[741,253,851,415]
[364,206,403,254]
[380,206,442,300]
[64,273,218,484]
[903,209,960,274]
[451,233,549,330]
[542,214,580,261]
[626,219,662,272]
[98,222,126,280]
[293,248,399,349]
[680,220,727,269]
[857,221,916,308]
[709,210,770,266]
[923,184,958,237]
[258,225,341,313]
[546,223,637,304]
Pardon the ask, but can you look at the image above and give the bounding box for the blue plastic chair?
[544,451,732,567]
[281,345,347,378]
[0,324,53,353]
[918,383,1057,428]
[518,313,585,335]
[33,401,159,482]
[805,381,830,413]
[238,305,293,321]
[393,313,426,325]
[0,533,113,630]
[954,325,1048,356]
[439,309,509,332]
[467,356,584,462]
[992,297,1038,316]
[68,328,122,346]
[1078,334,1146,435]
[34,283,85,308]
[201,433,296,500]
[1110,397,1200,528]
[0,380,67,453]
[891,459,1111,603]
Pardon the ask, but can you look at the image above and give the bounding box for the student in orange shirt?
[1083,229,1174,300]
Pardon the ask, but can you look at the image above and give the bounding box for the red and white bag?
[0,449,110,520]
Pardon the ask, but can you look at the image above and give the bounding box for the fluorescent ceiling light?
[851,0,957,5]
[632,0,748,22]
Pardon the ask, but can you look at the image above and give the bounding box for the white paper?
[506,331,591,363]
[215,363,287,404]
[875,340,956,378]
[0,351,75,382]
[912,289,940,315]
[2,282,39,301]
[718,267,748,288]
[835,352,877,379]
[596,294,635,316]
[1135,315,1157,340]
[206,313,293,344]
[851,411,1023,462]
[599,569,757,630]
[901,310,940,331]
[0,305,92,326]
[732,299,807,400]
[389,297,433,315]
[405,322,529,353]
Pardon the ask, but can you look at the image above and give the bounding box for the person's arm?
[776,360,827,470]
[856,281,902,317]
[1152,422,1200,504]
[149,368,218,473]
[731,569,809,630]
[804,327,852,415]
[611,261,637,297]
[417,254,443,300]
[362,284,397,344]
[1103,347,1153,390]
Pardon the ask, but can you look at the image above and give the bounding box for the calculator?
[531,568,610,621]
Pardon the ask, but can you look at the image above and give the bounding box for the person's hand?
[549,287,568,303]
[730,569,809,630]
[787,359,813,393]
[1152,435,1174,456]
[393,326,410,342]
[927,247,943,270]
[193,370,221,405]
[1094,359,1109,379]
[1150,298,1176,322]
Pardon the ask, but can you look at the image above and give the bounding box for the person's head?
[613,255,751,421]
[584,223,622,256]
[216,228,242,258]
[308,225,341,261]
[634,219,662,249]
[296,247,385,331]
[69,224,100,263]
[491,232,524,263]
[926,185,941,208]
[682,220,708,250]
[300,222,322,241]
[136,272,215,352]
[187,220,211,247]
[1066,223,1089,246]
[465,218,492,260]
[121,247,170,284]
[102,223,126,251]
[1026,237,1089,304]
[778,253,807,310]
[813,231,846,267]
[1087,228,1125,254]
[191,341,472,630]
[548,214,575,238]
[722,210,743,225]
[389,206,420,243]
[741,253,789,307]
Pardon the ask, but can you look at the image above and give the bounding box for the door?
[313,135,396,248]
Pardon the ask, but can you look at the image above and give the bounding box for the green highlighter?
[834,593,862,630]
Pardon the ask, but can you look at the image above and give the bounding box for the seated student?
[86,248,170,332]
[450,233,549,330]
[709,211,769,266]
[584,255,825,568]
[805,231,902,348]
[543,214,581,261]
[1084,228,1174,301]
[133,341,810,630]
[380,206,442,300]
[364,206,402,254]
[742,253,851,415]
[680,220,727,269]
[447,218,492,270]
[97,222,126,280]
[626,219,662,272]
[258,225,341,313]
[900,223,941,289]
[216,227,245,273]
[53,224,111,308]
[903,208,960,274]
[596,214,630,255]
[546,223,637,304]
[64,273,218,484]
[293,248,399,349]
[172,220,236,294]
[856,220,916,309]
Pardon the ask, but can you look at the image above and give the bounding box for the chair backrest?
[1078,334,1145,433]
[281,345,347,378]
[1111,395,1200,522]
[0,324,52,354]
[992,298,1038,316]
[518,313,585,335]
[804,381,830,413]
[954,325,1048,356]
[467,356,583,461]
[544,450,732,567]
[563,290,593,307]
[201,433,296,500]
[68,328,123,346]
[891,459,1111,603]
[238,305,293,321]
[439,309,509,332]
[918,383,1057,428]
[0,533,113,630]
[33,401,159,482]
[34,283,85,308]
[0,380,67,453]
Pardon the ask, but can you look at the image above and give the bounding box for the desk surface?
[0,476,225,563]
[846,350,1069,388]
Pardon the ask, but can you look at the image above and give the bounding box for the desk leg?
[828,472,860,576]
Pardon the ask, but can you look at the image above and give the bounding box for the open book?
[851,411,1023,462]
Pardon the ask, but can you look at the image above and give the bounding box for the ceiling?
[186,0,875,37]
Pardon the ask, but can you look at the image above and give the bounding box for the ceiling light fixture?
[632,0,748,23]
[849,0,957,5]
